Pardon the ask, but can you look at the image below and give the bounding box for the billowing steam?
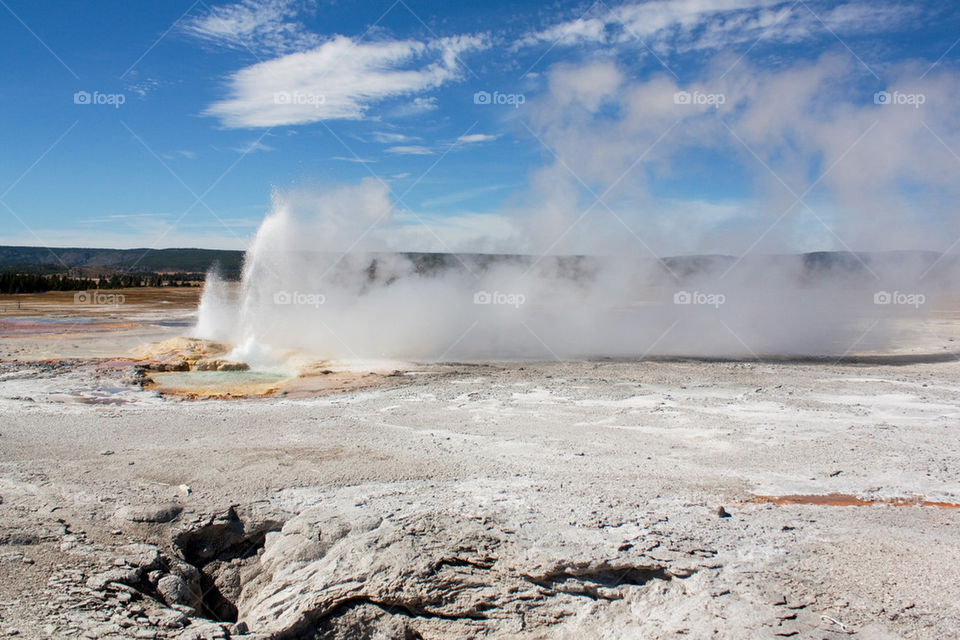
[193,55,960,365]
[192,179,948,365]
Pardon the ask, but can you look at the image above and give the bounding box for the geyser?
[192,179,947,366]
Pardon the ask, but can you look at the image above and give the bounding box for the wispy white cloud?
[385,145,435,155]
[519,0,915,55]
[205,35,486,127]
[371,131,420,143]
[457,133,499,144]
[126,78,161,98]
[160,150,197,160]
[380,133,497,156]
[184,0,320,55]
[383,95,440,119]
[419,184,511,208]
[231,140,274,153]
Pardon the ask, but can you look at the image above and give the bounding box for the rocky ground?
[1,292,959,638]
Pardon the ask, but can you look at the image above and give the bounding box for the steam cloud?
[193,55,959,365]
[192,179,948,365]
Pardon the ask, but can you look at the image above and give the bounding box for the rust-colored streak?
[751,493,960,508]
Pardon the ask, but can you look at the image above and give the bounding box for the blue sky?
[1,0,959,253]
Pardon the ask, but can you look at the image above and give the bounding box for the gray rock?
[148,609,188,630]
[165,556,202,585]
[157,574,192,607]
[123,544,161,571]
[86,568,142,591]
[239,509,690,637]
[173,622,230,639]
[116,503,183,523]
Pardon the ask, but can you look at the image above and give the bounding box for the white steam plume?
[193,54,960,365]
[193,180,948,364]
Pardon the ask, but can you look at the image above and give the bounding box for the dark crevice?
[171,506,284,623]
[434,555,498,571]
[522,566,673,601]
[194,572,239,622]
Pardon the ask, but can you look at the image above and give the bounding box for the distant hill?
[0,246,244,279]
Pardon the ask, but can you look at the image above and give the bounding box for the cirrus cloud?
[184,0,321,55]
[457,133,499,143]
[385,145,435,155]
[204,35,486,128]
[519,0,917,56]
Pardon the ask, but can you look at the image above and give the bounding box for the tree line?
[0,272,206,294]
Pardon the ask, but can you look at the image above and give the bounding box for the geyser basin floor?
[2,357,960,638]
[0,289,200,359]
[1,291,960,638]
